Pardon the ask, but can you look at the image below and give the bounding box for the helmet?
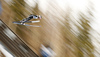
[38,15,42,19]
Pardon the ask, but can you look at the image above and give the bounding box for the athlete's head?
[38,15,42,19]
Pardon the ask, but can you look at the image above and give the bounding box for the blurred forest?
[0,0,100,57]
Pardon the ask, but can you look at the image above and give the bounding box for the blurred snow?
[0,42,14,57]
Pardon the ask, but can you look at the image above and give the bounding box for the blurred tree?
[32,3,39,14]
[61,16,77,57]
[76,12,94,57]
[59,8,77,57]
[10,0,26,21]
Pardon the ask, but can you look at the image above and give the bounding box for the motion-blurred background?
[0,0,100,57]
